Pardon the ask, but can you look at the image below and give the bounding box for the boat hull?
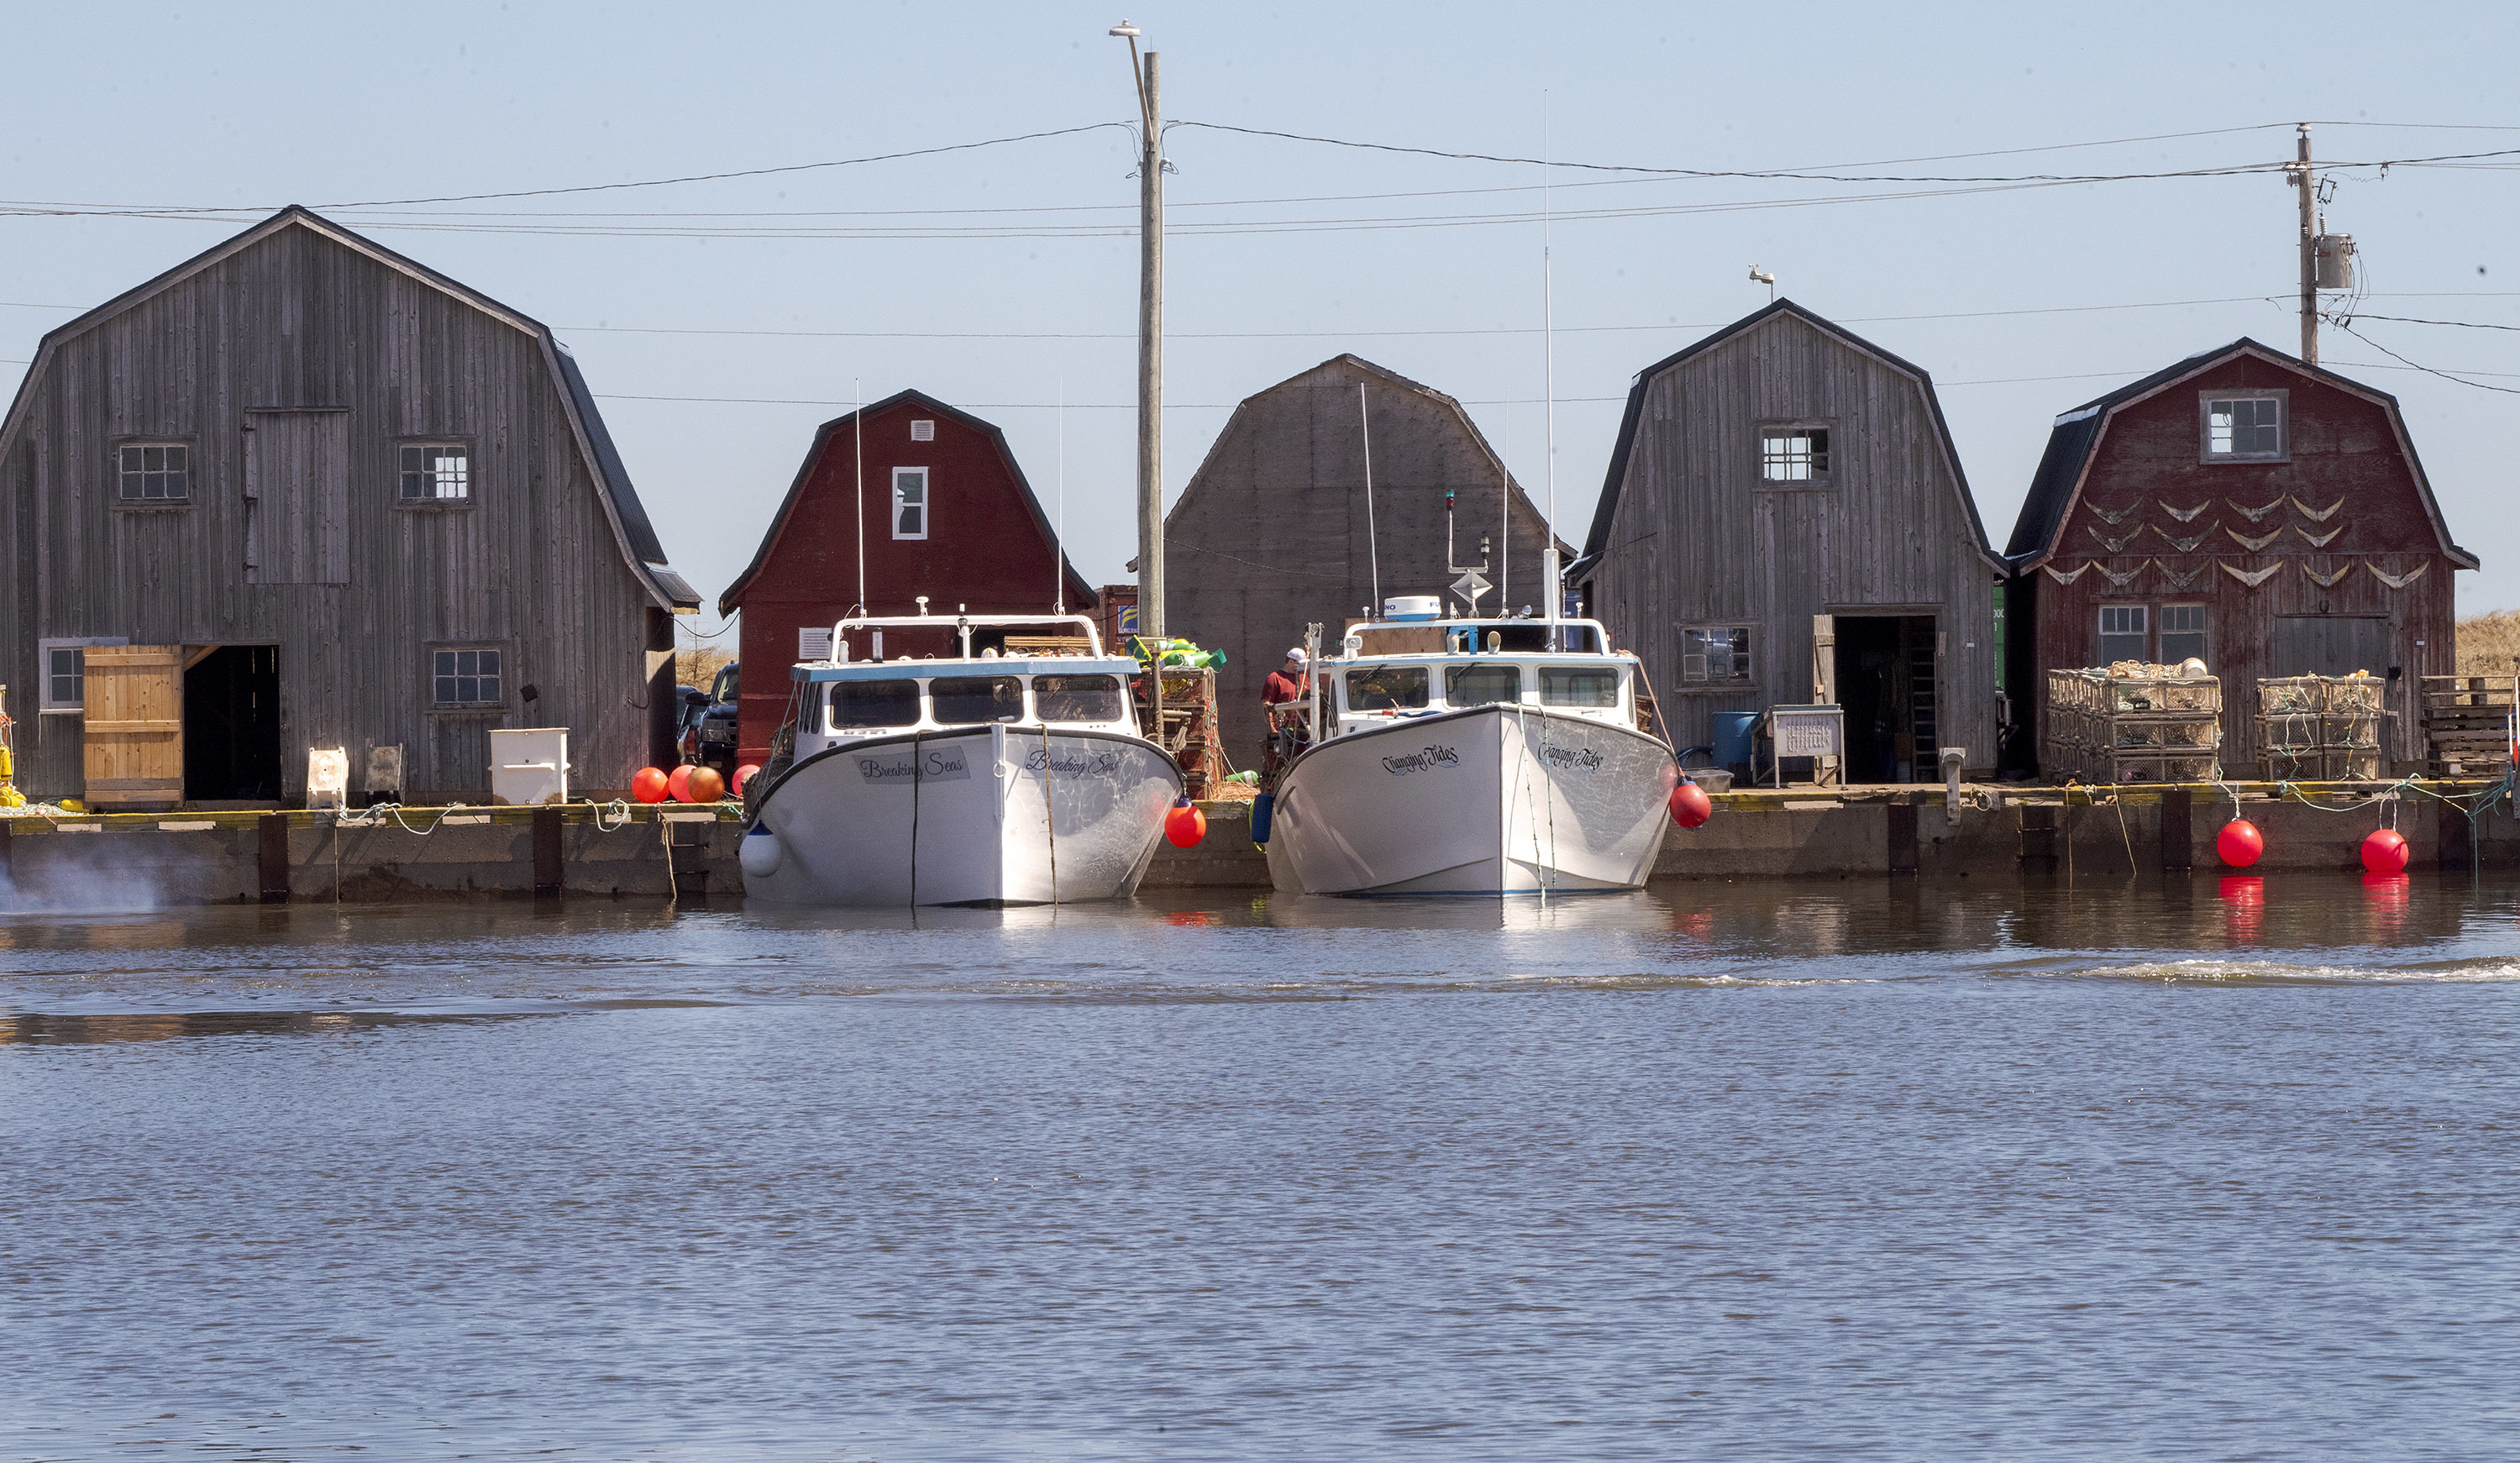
[1263,705,1676,894]
[742,726,1184,906]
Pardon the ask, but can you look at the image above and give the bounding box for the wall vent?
[798,627,834,661]
[910,419,936,442]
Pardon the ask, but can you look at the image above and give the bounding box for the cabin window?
[1680,627,1752,683]
[1759,427,1829,484]
[892,467,929,539]
[2160,604,2208,665]
[830,679,921,730]
[2202,394,2286,461]
[1541,666,1621,708]
[117,443,190,502]
[2097,605,2149,664]
[930,674,1023,724]
[1346,665,1429,712]
[1035,674,1124,722]
[398,443,470,501]
[431,648,503,707]
[1445,663,1523,708]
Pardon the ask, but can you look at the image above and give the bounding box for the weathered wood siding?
[0,220,669,801]
[2025,355,2460,770]
[1584,309,2002,772]
[1166,355,1559,768]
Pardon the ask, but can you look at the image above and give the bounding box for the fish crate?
[2422,675,2517,776]
[1136,665,1226,797]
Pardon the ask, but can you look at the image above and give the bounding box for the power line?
[2328,322,2520,395]
[2335,311,2520,333]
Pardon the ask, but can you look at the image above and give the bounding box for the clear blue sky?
[5,2,2514,641]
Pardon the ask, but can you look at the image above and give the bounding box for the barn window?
[1759,427,1829,484]
[431,647,504,707]
[2202,395,2286,461]
[910,419,937,442]
[36,637,128,713]
[2097,605,2150,664]
[1681,627,1753,683]
[399,443,470,501]
[2160,604,2208,665]
[117,443,190,501]
[892,467,929,539]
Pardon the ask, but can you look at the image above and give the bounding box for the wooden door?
[2272,616,2392,679]
[82,644,184,810]
[244,409,351,585]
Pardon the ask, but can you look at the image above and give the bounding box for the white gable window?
[892,467,929,540]
[1759,427,1830,485]
[399,443,471,501]
[910,419,936,442]
[117,443,191,502]
[2202,393,2286,461]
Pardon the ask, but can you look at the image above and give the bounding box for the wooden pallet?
[2421,674,2515,775]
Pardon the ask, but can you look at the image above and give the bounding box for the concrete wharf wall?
[2,783,2512,908]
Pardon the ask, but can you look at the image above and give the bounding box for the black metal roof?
[1567,298,2000,583]
[2003,338,2478,569]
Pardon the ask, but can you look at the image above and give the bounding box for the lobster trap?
[2044,667,2223,784]
[2257,674,2391,782]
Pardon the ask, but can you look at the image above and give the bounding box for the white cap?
[1285,647,1307,663]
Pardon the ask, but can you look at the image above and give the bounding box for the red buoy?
[667,764,696,803]
[734,763,761,795]
[2216,818,2265,868]
[1164,800,1206,848]
[1669,780,1714,829]
[686,765,727,804]
[632,767,670,804]
[2360,827,2410,874]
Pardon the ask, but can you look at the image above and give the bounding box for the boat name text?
[1381,745,1461,776]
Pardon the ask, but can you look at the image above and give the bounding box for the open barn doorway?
[1832,615,1940,783]
[184,645,282,804]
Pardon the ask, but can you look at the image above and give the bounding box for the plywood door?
[244,409,351,585]
[83,644,184,810]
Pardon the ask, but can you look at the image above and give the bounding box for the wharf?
[1,779,2512,907]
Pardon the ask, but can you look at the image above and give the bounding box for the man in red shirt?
[1262,648,1310,712]
[1260,648,1311,779]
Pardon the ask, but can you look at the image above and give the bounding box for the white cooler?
[490,728,570,805]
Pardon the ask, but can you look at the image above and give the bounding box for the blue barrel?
[1711,711,1761,772]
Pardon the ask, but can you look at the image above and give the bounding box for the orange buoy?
[1669,781,1713,829]
[687,765,727,804]
[734,763,761,795]
[632,767,670,804]
[2360,827,2409,874]
[2216,818,2264,868]
[1164,800,1206,848]
[667,764,696,803]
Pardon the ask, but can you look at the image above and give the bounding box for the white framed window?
[117,442,191,502]
[2098,605,2149,663]
[1681,626,1753,683]
[892,466,929,539]
[398,443,470,501]
[430,646,504,708]
[37,637,130,714]
[2202,392,2286,461]
[2160,604,2208,665]
[1759,427,1830,485]
[910,419,937,442]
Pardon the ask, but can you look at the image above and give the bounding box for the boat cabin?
[1316,617,1643,739]
[783,611,1144,761]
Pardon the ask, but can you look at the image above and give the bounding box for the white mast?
[853,377,866,613]
[1359,380,1382,616]
[1054,378,1068,613]
[1541,95,1561,628]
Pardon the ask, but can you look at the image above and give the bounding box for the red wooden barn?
[2005,339,2475,773]
[717,391,1096,765]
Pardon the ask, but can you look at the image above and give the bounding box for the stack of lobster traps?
[2255,674,2388,782]
[2419,675,2516,779]
[2044,666,2222,784]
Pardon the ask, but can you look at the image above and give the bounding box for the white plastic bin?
[489,728,570,806]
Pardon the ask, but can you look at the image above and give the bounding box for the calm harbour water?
[4,873,2519,1460]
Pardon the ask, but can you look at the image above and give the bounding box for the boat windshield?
[829,678,921,730]
[1541,665,1620,708]
[1347,665,1428,711]
[1445,663,1522,708]
[1035,674,1124,723]
[931,674,1025,725]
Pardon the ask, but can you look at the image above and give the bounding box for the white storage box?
[490,727,571,806]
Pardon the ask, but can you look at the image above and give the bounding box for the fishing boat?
[1260,601,1679,895]
[739,606,1184,906]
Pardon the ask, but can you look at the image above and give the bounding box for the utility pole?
[1112,21,1164,638]
[2291,123,2317,364]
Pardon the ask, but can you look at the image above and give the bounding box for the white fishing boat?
[1261,605,1679,895]
[739,608,1184,907]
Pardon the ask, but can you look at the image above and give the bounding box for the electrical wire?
[2328,321,2520,396]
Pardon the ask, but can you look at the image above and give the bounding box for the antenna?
[1359,380,1381,617]
[1541,92,1562,629]
[852,378,867,620]
[1054,377,1067,614]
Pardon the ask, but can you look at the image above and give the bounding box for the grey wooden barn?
[1164,354,1564,768]
[0,205,698,808]
[1567,301,2006,781]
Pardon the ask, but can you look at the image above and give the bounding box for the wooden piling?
[2160,786,2192,873]
[2019,803,2059,871]
[256,814,290,903]
[532,806,564,897]
[1887,796,1919,875]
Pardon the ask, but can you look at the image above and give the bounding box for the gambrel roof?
[1569,298,2004,583]
[2003,338,2477,569]
[0,204,697,610]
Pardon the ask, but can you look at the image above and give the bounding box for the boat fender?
[1252,792,1274,845]
[739,826,785,878]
